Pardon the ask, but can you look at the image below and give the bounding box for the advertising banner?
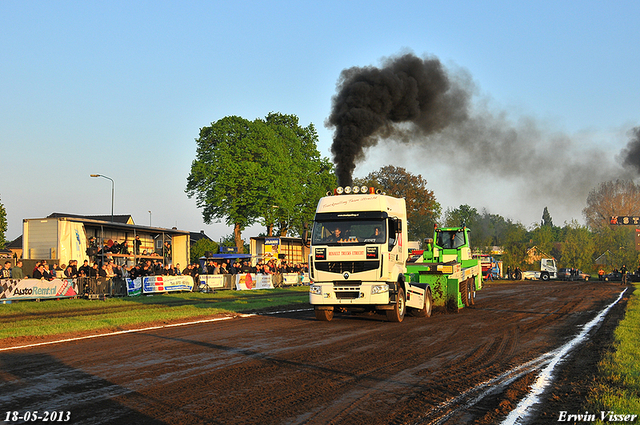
[235,274,273,290]
[0,278,79,301]
[126,278,142,296]
[282,273,300,286]
[142,275,194,294]
[200,274,225,289]
[255,274,274,289]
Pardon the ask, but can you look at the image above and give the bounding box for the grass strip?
[585,283,640,422]
[0,287,309,339]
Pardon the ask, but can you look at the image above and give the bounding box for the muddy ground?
[0,280,631,424]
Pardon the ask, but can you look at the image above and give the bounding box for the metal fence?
[79,273,307,297]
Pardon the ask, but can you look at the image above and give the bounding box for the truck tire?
[468,279,476,306]
[315,307,333,321]
[410,288,432,317]
[386,287,406,322]
[541,272,550,281]
[461,280,469,307]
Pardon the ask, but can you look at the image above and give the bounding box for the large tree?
[560,220,595,271]
[443,204,479,228]
[186,114,334,251]
[356,165,441,243]
[261,113,335,237]
[186,116,288,252]
[583,180,640,230]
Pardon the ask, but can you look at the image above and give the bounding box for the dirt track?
[0,280,630,424]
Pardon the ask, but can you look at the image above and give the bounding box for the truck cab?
[406,226,482,311]
[308,186,429,322]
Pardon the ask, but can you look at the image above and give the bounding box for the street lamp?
[90,174,114,222]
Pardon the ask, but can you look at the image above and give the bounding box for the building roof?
[31,213,189,235]
[190,230,213,243]
[47,213,134,224]
[6,235,22,249]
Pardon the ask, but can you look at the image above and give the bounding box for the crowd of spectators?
[201,258,308,276]
[1,256,309,284]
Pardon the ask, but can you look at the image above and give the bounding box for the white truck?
[521,258,558,281]
[307,186,431,322]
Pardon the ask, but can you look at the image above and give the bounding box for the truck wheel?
[468,279,476,306]
[541,272,550,281]
[410,288,432,317]
[461,280,469,307]
[315,307,333,321]
[386,287,406,322]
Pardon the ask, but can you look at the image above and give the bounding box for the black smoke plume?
[621,127,640,173]
[327,53,471,186]
[325,52,638,225]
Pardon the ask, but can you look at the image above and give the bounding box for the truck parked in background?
[406,226,483,311]
[521,258,558,281]
[473,254,502,280]
[307,186,431,322]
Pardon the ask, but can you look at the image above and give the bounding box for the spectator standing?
[1,261,12,279]
[64,265,75,278]
[33,264,46,279]
[12,260,23,279]
[134,235,142,255]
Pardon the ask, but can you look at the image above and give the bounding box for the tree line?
[3,112,632,276]
[184,114,640,274]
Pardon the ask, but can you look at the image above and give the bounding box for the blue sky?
[2,0,639,242]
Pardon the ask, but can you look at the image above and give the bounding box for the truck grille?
[315,261,380,274]
[335,291,361,299]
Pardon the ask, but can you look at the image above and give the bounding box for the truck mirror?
[302,226,310,247]
[388,218,398,250]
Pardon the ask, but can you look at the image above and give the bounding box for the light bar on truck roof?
[327,186,383,196]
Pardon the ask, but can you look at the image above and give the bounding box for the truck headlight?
[309,285,322,295]
[371,284,389,295]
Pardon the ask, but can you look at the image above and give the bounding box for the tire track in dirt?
[0,281,627,425]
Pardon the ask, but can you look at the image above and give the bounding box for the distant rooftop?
[47,213,134,225]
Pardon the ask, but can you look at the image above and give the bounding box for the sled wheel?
[468,279,476,306]
[461,279,469,307]
[411,288,432,317]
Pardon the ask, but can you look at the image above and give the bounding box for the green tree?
[186,115,291,252]
[529,223,555,259]
[189,238,219,264]
[443,204,479,228]
[471,209,514,251]
[592,225,637,272]
[0,196,6,249]
[502,222,528,269]
[218,233,249,254]
[261,113,335,237]
[541,206,553,227]
[560,220,595,272]
[356,165,441,243]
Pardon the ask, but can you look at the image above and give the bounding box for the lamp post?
[90,174,114,222]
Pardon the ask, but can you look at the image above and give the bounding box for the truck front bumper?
[309,282,391,306]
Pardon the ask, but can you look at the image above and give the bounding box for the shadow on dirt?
[0,352,167,424]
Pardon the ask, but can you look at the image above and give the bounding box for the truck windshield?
[312,220,386,245]
[436,230,465,249]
